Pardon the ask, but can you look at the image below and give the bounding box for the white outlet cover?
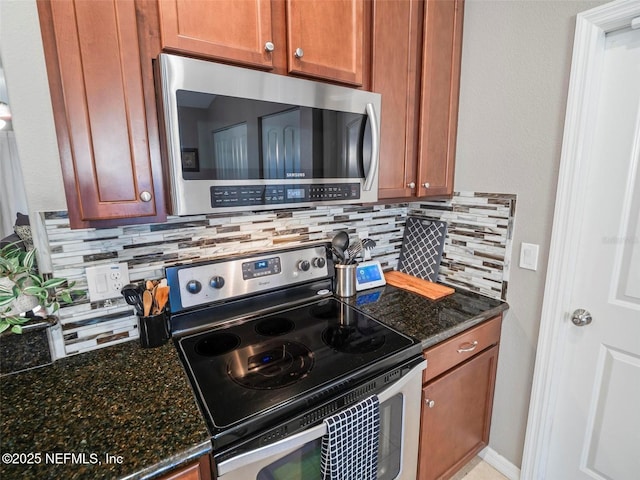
[519,242,540,271]
[86,263,130,302]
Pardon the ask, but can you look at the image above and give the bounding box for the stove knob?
[312,257,326,268]
[209,276,225,289]
[186,280,202,294]
[298,260,311,272]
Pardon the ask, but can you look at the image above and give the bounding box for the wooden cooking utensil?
[154,286,169,314]
[142,290,153,317]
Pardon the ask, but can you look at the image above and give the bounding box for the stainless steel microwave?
[158,54,381,215]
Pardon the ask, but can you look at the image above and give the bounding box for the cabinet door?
[157,0,276,70]
[159,455,212,480]
[418,345,498,480]
[286,0,364,86]
[38,0,166,228]
[417,0,464,197]
[373,0,422,199]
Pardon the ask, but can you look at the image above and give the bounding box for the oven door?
[216,360,426,480]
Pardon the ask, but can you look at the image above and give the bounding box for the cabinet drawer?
[423,316,502,383]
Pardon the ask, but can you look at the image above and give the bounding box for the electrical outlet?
[86,263,130,302]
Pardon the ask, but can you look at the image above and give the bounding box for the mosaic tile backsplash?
[41,192,515,358]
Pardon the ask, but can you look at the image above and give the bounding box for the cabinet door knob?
[139,191,152,202]
[407,182,416,189]
[457,340,478,353]
[425,398,435,408]
[264,42,275,52]
[422,182,430,189]
[294,48,304,58]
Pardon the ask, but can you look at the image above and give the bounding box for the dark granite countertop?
[0,284,505,480]
[344,284,509,349]
[0,340,210,480]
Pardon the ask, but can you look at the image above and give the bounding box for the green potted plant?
[0,242,78,375]
[0,242,75,334]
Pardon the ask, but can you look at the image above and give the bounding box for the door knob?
[425,398,435,408]
[422,182,430,189]
[407,182,416,189]
[294,48,304,58]
[139,191,152,202]
[264,42,275,52]
[571,309,593,326]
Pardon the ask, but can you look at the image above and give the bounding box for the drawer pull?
[457,340,478,353]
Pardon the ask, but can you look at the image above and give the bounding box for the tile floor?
[450,457,509,480]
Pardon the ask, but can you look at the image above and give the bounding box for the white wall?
[455,0,606,468]
[0,0,67,215]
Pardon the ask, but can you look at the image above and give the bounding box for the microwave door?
[213,123,249,180]
[261,108,304,179]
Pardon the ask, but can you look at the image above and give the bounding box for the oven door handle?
[217,359,426,476]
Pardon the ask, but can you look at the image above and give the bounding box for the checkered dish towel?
[320,395,380,480]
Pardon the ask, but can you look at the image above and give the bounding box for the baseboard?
[479,447,521,480]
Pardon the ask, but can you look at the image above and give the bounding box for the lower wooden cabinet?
[418,316,501,479]
[159,455,212,480]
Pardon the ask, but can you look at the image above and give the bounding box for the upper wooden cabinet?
[38,0,166,228]
[372,0,423,199]
[157,0,366,87]
[286,0,364,85]
[376,0,464,200]
[417,0,464,197]
[157,0,277,70]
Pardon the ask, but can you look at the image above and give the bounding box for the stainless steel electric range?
[166,243,426,480]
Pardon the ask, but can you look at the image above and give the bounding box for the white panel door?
[543,26,640,479]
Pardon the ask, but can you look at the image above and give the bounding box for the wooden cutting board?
[384,271,455,300]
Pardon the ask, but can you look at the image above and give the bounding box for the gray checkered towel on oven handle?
[320,395,380,480]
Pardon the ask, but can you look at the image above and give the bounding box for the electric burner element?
[228,340,314,390]
[255,317,295,336]
[195,332,241,356]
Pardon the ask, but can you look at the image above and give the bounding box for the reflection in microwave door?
[181,148,199,172]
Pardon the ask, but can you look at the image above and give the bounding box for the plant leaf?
[42,278,67,289]
[23,286,45,296]
[0,321,10,333]
[23,249,36,270]
[60,292,72,304]
[0,295,16,307]
[11,325,23,334]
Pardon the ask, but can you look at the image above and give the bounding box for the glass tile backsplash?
[40,192,515,358]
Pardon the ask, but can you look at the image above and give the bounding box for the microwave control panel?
[210,183,360,208]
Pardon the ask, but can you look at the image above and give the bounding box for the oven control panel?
[168,244,331,311]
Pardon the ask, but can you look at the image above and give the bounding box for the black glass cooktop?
[177,297,417,431]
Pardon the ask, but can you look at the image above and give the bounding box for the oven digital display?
[242,257,282,279]
[286,188,305,199]
[255,260,268,270]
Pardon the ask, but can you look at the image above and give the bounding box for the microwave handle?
[217,359,426,476]
[363,102,380,192]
